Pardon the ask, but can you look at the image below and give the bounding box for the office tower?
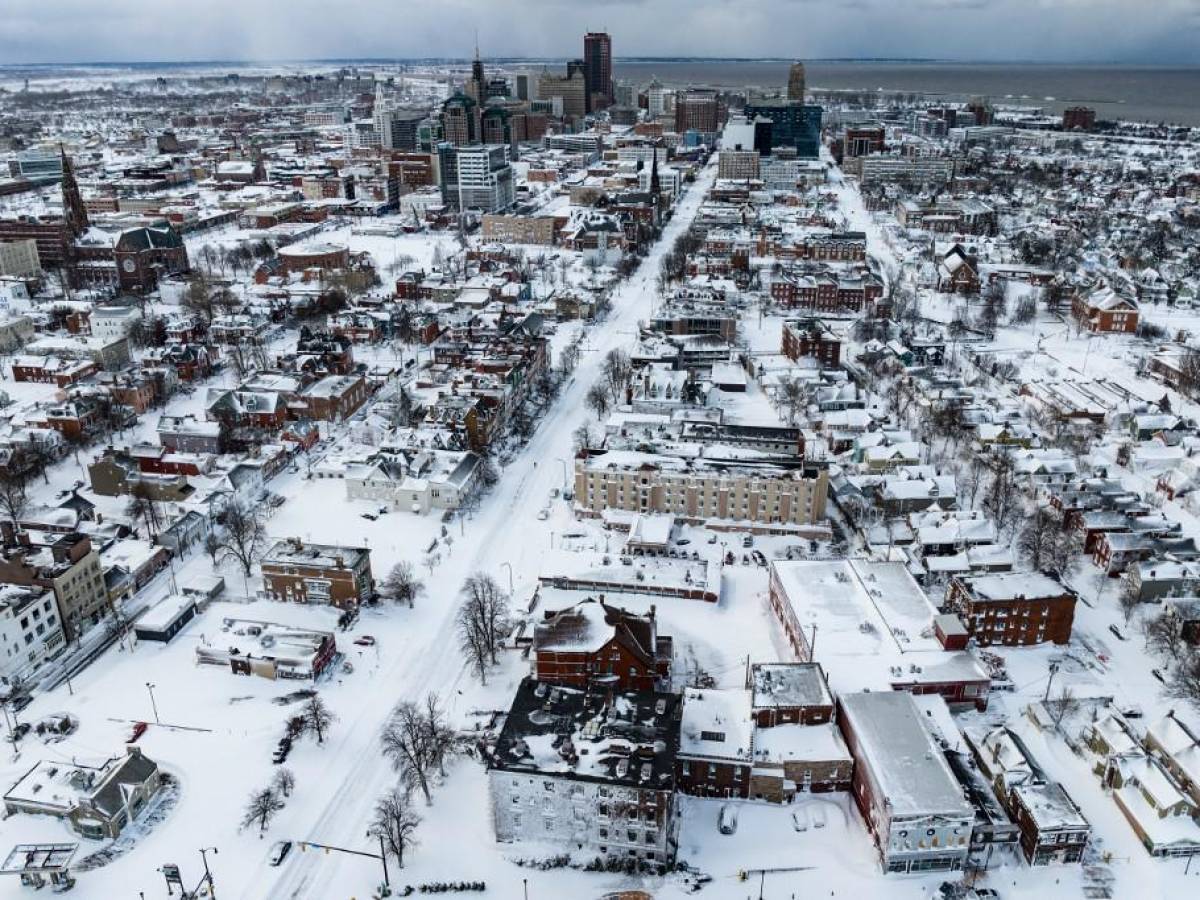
[583,31,613,112]
[442,93,480,145]
[787,61,806,102]
[674,89,720,134]
[647,78,667,118]
[439,144,514,212]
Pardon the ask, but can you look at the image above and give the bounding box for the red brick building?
[782,319,842,367]
[946,572,1077,646]
[531,599,672,692]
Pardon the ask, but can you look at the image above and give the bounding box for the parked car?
[718,804,738,835]
[790,809,809,832]
[742,535,754,548]
[127,721,148,744]
[537,508,550,520]
[361,513,377,521]
[354,635,377,647]
[811,804,827,828]
[268,841,293,866]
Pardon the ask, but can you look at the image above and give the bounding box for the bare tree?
[1166,652,1200,711]
[422,693,455,778]
[1017,508,1076,576]
[456,573,510,683]
[270,767,296,798]
[981,453,1020,534]
[214,498,268,577]
[125,482,162,538]
[1046,685,1081,735]
[380,561,425,608]
[585,382,612,419]
[601,348,633,405]
[382,701,436,805]
[301,694,336,745]
[0,472,28,533]
[241,787,284,833]
[368,787,422,867]
[1117,577,1141,625]
[1143,611,1186,662]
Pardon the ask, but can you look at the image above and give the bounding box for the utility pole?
[1044,661,1060,703]
[809,624,818,662]
[198,847,217,899]
[378,834,390,887]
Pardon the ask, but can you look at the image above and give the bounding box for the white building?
[0,239,41,279]
[344,450,482,513]
[454,145,515,213]
[0,585,66,684]
[488,679,682,870]
[89,305,141,343]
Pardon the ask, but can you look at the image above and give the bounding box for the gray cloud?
[0,0,1198,64]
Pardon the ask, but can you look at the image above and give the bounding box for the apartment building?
[574,451,829,527]
[0,532,108,641]
[260,539,374,609]
[0,585,65,682]
[946,572,1078,646]
[488,678,681,870]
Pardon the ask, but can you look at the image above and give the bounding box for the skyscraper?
[787,62,806,103]
[583,31,613,113]
[466,43,486,102]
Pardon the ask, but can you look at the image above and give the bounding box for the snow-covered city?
[2,13,1200,900]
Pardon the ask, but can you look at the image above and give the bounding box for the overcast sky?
[3,0,1200,65]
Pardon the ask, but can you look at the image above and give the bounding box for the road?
[260,161,718,899]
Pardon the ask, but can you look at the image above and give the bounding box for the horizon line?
[4,55,1200,70]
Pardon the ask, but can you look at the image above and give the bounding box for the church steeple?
[59,145,88,238]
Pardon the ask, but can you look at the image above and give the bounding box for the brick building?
[260,539,374,609]
[945,572,1078,646]
[531,598,672,692]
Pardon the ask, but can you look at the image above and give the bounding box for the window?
[700,730,725,743]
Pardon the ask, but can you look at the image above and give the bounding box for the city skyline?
[3,0,1200,66]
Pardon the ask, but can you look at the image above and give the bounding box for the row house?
[11,355,97,387]
[964,726,1091,866]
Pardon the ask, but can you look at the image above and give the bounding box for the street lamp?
[145,682,160,725]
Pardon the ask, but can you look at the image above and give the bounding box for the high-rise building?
[441,94,481,146]
[647,78,668,118]
[743,101,823,158]
[613,79,634,108]
[465,43,486,102]
[537,66,587,120]
[438,144,515,213]
[673,89,721,134]
[787,62,806,103]
[583,31,613,113]
[514,72,532,102]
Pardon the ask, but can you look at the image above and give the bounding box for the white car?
[790,809,809,832]
[812,805,827,829]
[536,508,550,521]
